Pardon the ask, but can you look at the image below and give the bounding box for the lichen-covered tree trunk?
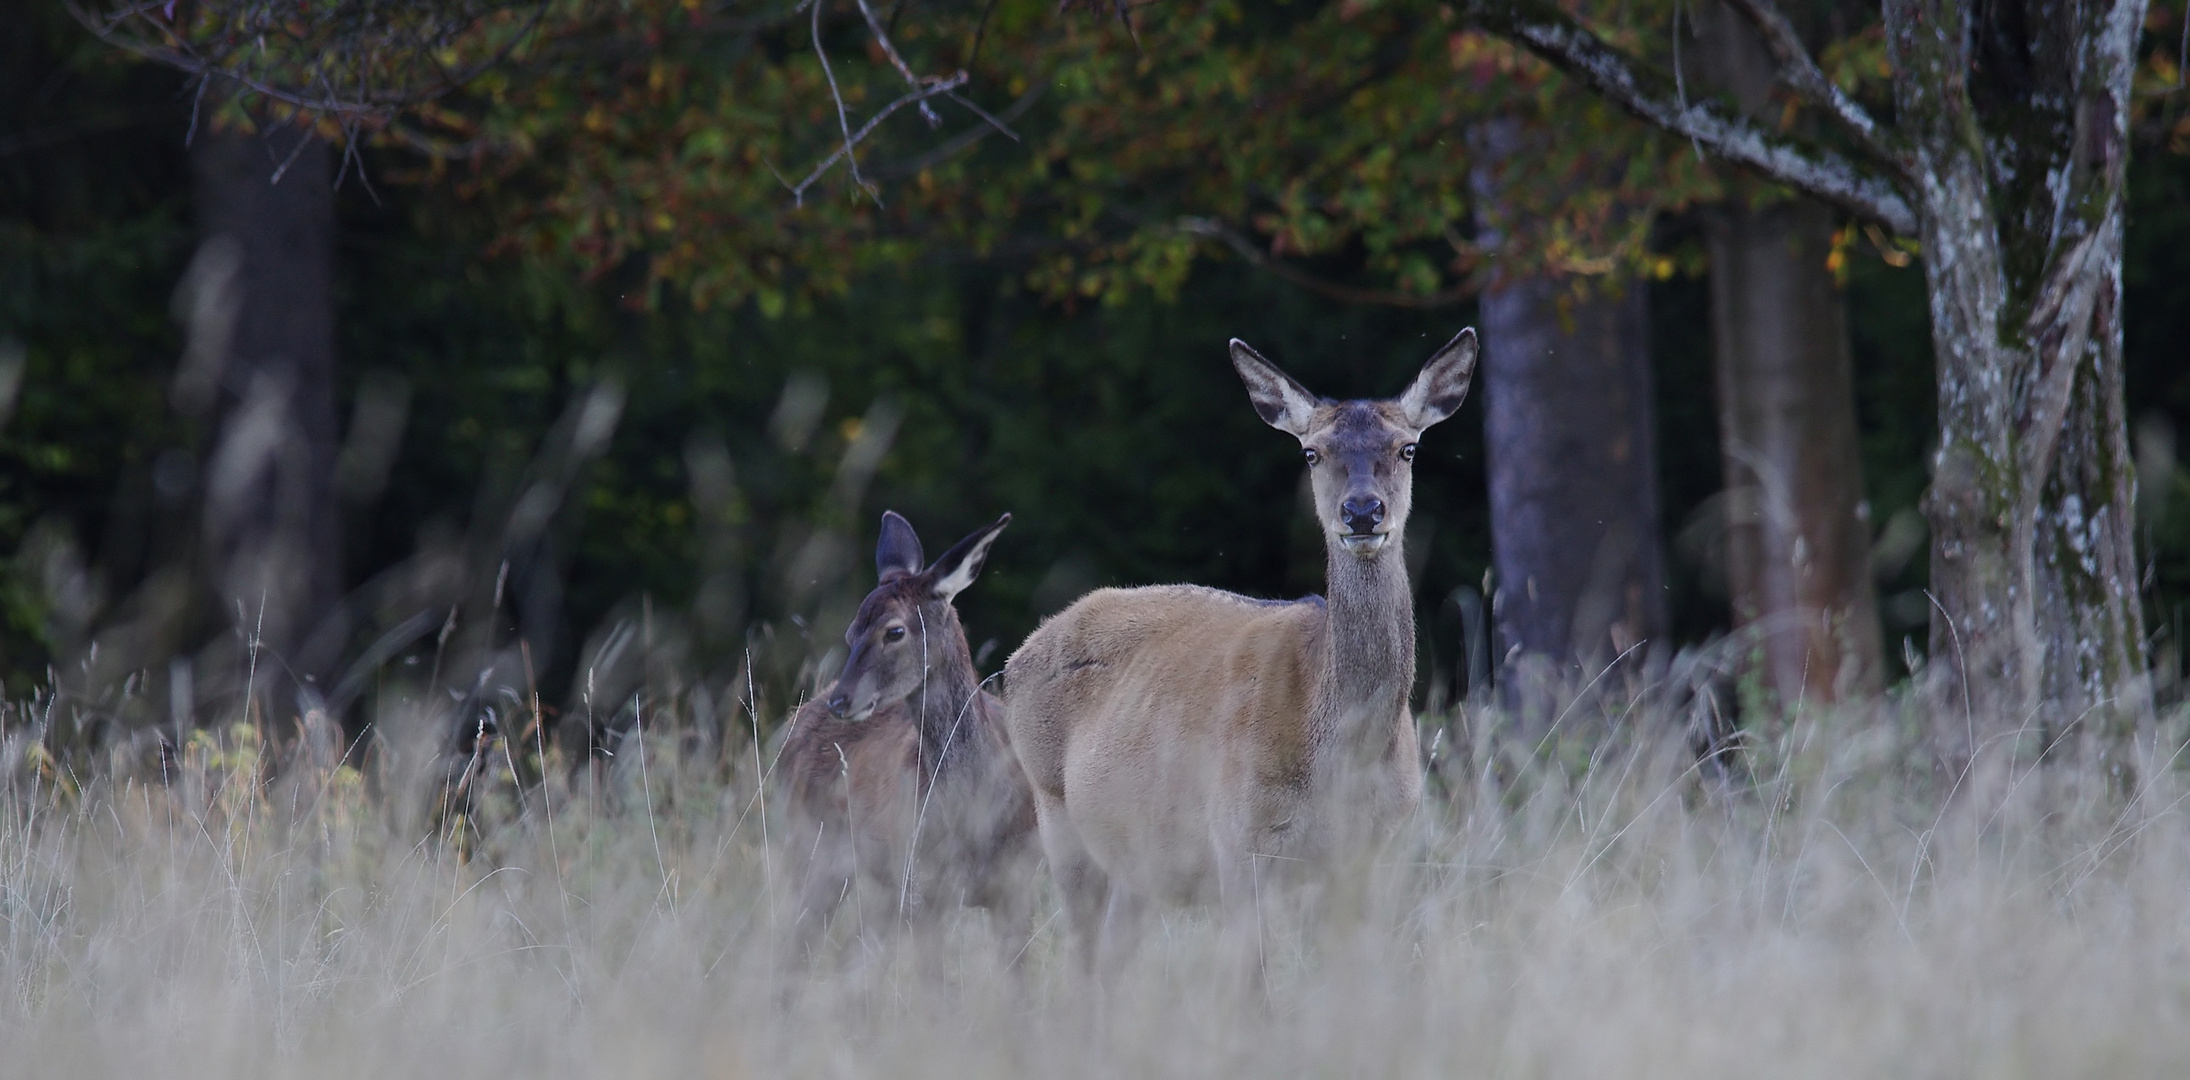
[1462,0,2153,767]
[2033,223,2148,769]
[1695,0,1884,706]
[1886,0,2149,767]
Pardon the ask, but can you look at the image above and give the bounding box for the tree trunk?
[1885,0,2149,768]
[1694,0,1883,707]
[1457,0,2154,766]
[189,119,344,710]
[1479,275,1669,713]
[1470,125,1670,725]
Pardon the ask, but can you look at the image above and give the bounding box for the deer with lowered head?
[1003,329,1477,965]
[782,511,1035,947]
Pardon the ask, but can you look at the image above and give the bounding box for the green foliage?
[8,0,2190,716]
[403,0,1727,310]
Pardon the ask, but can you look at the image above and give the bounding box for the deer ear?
[925,513,1010,602]
[1230,339,1320,437]
[876,510,924,582]
[1396,328,1477,431]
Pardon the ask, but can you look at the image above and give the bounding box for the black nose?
[1340,496,1385,534]
[826,691,852,719]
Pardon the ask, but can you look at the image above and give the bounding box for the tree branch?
[810,0,876,201]
[2016,224,2108,511]
[788,71,972,203]
[873,83,1042,178]
[853,0,944,127]
[1717,0,1909,180]
[1462,0,1919,235]
[67,0,550,122]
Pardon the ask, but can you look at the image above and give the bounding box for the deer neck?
[909,608,984,778]
[1315,536,1416,752]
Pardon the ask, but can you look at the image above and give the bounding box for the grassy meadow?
[6,668,2189,1079]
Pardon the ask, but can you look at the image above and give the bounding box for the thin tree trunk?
[1472,122,1670,727]
[189,119,344,708]
[1479,275,1668,711]
[1695,0,1883,707]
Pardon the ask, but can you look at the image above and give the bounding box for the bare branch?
[1178,217,1473,309]
[789,71,973,203]
[67,0,548,124]
[874,83,1042,178]
[810,0,875,202]
[853,0,943,127]
[943,91,1023,142]
[1462,0,1919,234]
[1717,0,1909,179]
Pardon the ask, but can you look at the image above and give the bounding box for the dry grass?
[6,688,2190,1079]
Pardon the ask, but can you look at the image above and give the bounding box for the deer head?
[824,510,1011,720]
[1229,329,1477,559]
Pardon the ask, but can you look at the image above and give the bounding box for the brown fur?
[779,513,1036,946]
[1003,331,1478,965]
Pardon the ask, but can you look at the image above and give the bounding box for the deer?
[1002,329,1477,967]
[781,510,1036,950]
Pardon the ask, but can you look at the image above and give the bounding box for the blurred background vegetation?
[3,0,2187,756]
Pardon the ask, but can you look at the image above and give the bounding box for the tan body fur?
[777,512,1035,945]
[1004,330,1478,963]
[1007,586,1420,903]
[783,688,1030,930]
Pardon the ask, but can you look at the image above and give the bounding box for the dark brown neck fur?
[907,601,986,778]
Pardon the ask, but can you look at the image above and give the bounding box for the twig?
[943,90,1022,141]
[67,0,550,123]
[266,120,316,185]
[874,83,1041,177]
[810,0,875,203]
[853,0,942,126]
[788,71,971,204]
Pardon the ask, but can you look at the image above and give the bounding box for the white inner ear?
[1398,331,1477,429]
[1272,380,1318,436]
[929,533,999,601]
[1397,373,1440,429]
[1232,340,1319,436]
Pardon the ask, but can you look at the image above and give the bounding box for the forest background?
[5,0,2190,754]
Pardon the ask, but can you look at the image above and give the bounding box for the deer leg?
[1095,883,1147,977]
[1035,794,1111,973]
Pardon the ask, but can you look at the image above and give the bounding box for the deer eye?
[1303,448,1321,466]
[1400,443,1417,462]
[885,626,907,642]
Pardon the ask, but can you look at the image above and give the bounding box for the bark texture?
[1695,0,1883,705]
[190,121,344,702]
[1886,0,2148,765]
[1463,0,2153,768]
[1478,271,1670,702]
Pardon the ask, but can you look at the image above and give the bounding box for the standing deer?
[1003,329,1477,965]
[782,511,1035,948]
